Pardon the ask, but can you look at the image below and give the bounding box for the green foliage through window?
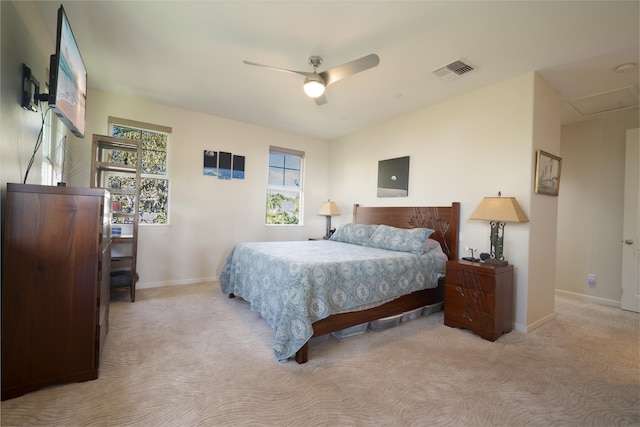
[266,149,303,225]
[266,190,300,224]
[111,123,170,224]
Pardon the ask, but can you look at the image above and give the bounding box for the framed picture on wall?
[218,151,232,180]
[377,156,410,197]
[534,150,562,196]
[232,155,245,179]
[203,150,218,176]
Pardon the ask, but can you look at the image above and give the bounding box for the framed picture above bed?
[377,156,409,197]
[534,150,562,196]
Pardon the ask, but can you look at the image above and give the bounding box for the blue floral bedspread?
[219,240,447,361]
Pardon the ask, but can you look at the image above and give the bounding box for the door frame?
[621,128,639,312]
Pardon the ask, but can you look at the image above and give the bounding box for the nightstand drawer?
[444,301,493,333]
[446,268,497,294]
[445,284,495,314]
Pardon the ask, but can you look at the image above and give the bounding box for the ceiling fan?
[243,54,380,105]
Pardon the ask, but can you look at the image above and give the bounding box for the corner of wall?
[525,73,562,329]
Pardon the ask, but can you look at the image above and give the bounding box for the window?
[266,147,304,225]
[109,117,171,224]
[40,110,66,186]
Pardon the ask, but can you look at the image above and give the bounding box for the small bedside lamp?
[470,193,529,265]
[318,200,341,239]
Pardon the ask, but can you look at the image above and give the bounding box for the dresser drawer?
[445,284,495,314]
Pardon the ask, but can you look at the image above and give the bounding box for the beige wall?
[556,110,639,305]
[526,73,563,328]
[0,2,50,189]
[68,90,330,288]
[327,72,561,331]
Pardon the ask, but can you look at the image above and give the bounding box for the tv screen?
[49,5,87,138]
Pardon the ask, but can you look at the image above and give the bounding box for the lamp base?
[325,216,332,239]
[484,258,508,266]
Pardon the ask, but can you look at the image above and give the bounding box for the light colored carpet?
[2,282,638,427]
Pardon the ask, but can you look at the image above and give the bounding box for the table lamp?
[318,200,341,239]
[470,193,529,265]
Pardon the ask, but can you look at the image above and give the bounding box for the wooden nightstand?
[444,260,514,341]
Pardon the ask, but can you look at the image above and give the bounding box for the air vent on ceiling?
[433,60,475,81]
[567,86,639,117]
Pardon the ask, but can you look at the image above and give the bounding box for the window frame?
[41,109,67,186]
[266,146,305,226]
[108,116,172,226]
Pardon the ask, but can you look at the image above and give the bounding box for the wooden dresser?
[1,184,111,400]
[444,260,514,341]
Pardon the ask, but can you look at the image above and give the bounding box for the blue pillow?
[330,223,379,246]
[365,225,434,254]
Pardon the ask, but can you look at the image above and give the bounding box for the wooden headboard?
[353,203,460,261]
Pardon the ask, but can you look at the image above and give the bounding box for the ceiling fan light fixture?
[244,53,379,104]
[303,79,325,98]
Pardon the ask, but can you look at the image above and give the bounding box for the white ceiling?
[30,1,639,140]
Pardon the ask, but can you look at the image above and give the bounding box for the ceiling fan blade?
[314,94,328,106]
[320,54,380,87]
[243,60,316,79]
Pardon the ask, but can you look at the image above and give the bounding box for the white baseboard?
[518,311,558,333]
[512,291,621,334]
[137,276,219,289]
[554,289,621,308]
[513,322,526,333]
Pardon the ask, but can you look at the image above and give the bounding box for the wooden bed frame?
[294,202,460,363]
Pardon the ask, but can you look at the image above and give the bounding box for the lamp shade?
[318,201,340,216]
[303,79,325,98]
[470,197,529,223]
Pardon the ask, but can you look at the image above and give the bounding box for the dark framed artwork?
[233,155,245,179]
[204,150,246,180]
[377,156,410,197]
[535,150,562,196]
[203,150,218,176]
[218,151,232,180]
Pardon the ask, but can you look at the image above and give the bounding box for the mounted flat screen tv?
[43,5,87,138]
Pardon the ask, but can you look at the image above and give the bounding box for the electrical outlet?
[587,273,596,286]
[208,256,214,265]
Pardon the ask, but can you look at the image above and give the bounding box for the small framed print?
[203,150,218,176]
[535,150,562,196]
[232,155,245,179]
[218,151,232,180]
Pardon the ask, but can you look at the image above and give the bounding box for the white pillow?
[424,238,443,254]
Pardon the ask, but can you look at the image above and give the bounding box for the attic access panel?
[567,86,639,116]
